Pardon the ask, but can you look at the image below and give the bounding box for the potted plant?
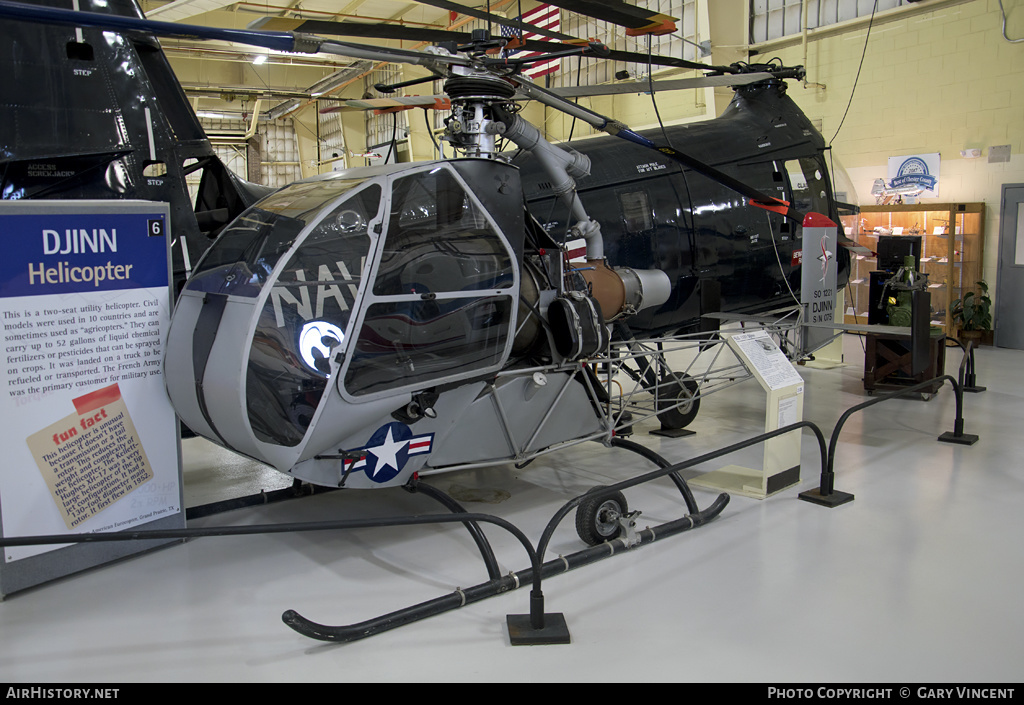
[950,280,992,345]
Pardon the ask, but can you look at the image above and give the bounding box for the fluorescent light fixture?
[253,54,268,65]
[197,111,240,119]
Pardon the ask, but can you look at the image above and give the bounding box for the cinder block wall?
[759,0,1024,288]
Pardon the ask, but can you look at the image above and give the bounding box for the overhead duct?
[202,99,262,143]
[267,61,374,120]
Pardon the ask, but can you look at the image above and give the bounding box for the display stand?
[863,330,946,398]
[690,330,804,499]
[802,290,845,369]
[0,201,184,597]
[799,212,840,365]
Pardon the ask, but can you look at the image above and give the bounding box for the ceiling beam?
[146,0,239,21]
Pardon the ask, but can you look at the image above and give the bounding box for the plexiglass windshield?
[187,178,370,297]
[243,182,382,446]
[343,166,516,398]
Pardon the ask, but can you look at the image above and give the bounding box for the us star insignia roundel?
[342,422,435,484]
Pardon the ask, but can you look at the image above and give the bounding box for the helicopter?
[0,0,853,544]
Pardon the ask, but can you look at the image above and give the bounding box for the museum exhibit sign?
[0,200,183,596]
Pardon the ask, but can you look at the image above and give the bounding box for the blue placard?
[0,201,182,595]
[0,211,168,297]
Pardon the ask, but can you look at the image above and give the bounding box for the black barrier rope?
[946,338,986,392]
[0,363,979,642]
[800,368,977,507]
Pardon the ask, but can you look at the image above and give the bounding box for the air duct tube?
[502,114,671,318]
[503,114,604,260]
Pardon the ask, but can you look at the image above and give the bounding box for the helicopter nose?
[165,290,316,471]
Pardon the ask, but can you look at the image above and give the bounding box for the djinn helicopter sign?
[0,0,851,529]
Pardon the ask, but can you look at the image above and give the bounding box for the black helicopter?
[0,0,851,543]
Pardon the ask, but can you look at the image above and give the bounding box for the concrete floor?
[1,335,1021,683]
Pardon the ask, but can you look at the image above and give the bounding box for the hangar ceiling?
[138,0,525,119]
[137,0,716,123]
[130,0,714,179]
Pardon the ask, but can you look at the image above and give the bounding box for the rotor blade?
[0,0,298,51]
[0,0,470,69]
[510,76,622,132]
[314,38,467,68]
[552,47,706,71]
[543,0,677,34]
[486,44,731,73]
[644,141,805,223]
[410,0,677,38]
[537,73,773,98]
[498,38,716,71]
[248,16,471,44]
[410,0,577,41]
[251,16,709,71]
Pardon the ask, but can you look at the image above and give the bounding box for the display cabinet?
[839,211,865,325]
[842,203,984,335]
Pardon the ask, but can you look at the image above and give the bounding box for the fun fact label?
[26,384,153,530]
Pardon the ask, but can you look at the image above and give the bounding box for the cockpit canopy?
[168,161,522,460]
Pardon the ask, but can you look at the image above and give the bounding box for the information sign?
[0,201,182,589]
[689,330,804,499]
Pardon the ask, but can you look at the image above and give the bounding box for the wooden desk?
[863,330,946,398]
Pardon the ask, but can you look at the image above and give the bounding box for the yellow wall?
[757,0,1024,286]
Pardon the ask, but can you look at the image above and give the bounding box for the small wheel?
[656,374,700,430]
[575,488,628,546]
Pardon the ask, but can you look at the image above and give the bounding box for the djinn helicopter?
[0,0,853,547]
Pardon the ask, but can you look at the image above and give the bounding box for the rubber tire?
[656,374,700,430]
[575,488,628,546]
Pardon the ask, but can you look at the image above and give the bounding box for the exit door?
[996,184,1024,349]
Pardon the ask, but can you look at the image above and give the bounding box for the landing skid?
[0,435,730,646]
[282,438,727,644]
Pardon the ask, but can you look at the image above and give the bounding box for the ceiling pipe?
[205,98,262,142]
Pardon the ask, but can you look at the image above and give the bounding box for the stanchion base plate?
[798,488,855,507]
[649,428,696,438]
[507,613,571,645]
[963,386,986,393]
[937,431,979,445]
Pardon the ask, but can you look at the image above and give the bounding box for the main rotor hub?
[443,74,516,103]
[442,72,517,160]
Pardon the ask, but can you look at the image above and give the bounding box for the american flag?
[501,4,562,80]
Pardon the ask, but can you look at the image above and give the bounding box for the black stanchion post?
[797,434,855,508]
[962,340,987,393]
[801,373,979,506]
[937,373,980,445]
[506,588,571,645]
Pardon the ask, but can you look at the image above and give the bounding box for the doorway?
[996,184,1024,349]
